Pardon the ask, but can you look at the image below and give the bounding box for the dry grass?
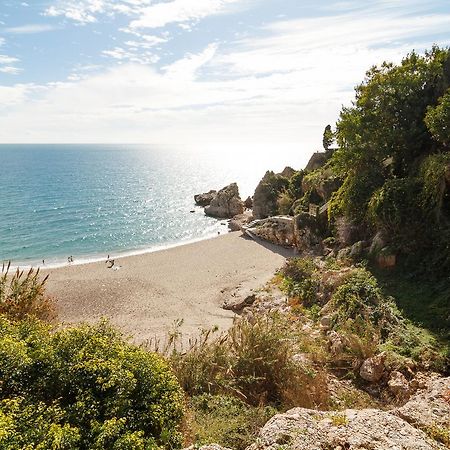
[151,315,330,409]
[0,262,56,322]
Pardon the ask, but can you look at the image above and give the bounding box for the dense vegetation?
[0,266,184,449]
[0,317,185,449]
[257,46,450,278]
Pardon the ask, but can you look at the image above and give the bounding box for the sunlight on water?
[0,144,310,266]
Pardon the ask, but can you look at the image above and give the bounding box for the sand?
[43,232,293,343]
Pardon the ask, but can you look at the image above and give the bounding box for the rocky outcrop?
[396,376,450,431]
[247,406,445,450]
[194,190,217,206]
[252,170,291,219]
[244,216,295,247]
[242,375,449,450]
[305,151,328,172]
[205,183,245,219]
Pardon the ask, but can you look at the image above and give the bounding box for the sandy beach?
[43,232,292,343]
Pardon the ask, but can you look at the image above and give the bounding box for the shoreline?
[4,226,230,271]
[42,232,293,343]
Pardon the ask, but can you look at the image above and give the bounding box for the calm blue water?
[0,144,295,267]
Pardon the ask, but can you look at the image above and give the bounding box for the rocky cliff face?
[204,183,245,219]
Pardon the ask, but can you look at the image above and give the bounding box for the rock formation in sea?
[204,183,245,219]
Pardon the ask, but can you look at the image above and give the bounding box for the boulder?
[388,371,410,399]
[228,211,253,232]
[183,446,231,450]
[244,216,295,247]
[247,407,444,450]
[204,183,244,219]
[377,249,397,269]
[222,287,257,312]
[395,376,450,431]
[194,190,217,206]
[359,354,385,382]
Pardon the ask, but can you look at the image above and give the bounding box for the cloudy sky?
[0,0,449,151]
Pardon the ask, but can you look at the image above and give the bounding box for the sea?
[0,144,304,268]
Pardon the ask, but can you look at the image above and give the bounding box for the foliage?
[277,190,295,215]
[426,88,450,147]
[187,394,276,450]
[0,262,55,322]
[419,152,450,218]
[280,258,319,307]
[367,178,424,238]
[0,317,185,449]
[322,124,334,151]
[288,170,306,199]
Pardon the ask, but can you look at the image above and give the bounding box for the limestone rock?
[222,287,257,312]
[247,407,444,450]
[244,216,295,247]
[328,330,346,355]
[279,166,296,179]
[359,354,385,382]
[305,152,328,172]
[204,183,244,219]
[395,377,450,431]
[244,196,253,209]
[377,250,397,269]
[228,211,253,232]
[388,371,410,398]
[194,190,217,206]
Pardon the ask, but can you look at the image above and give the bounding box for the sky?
[0,0,449,154]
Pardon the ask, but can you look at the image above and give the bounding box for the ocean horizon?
[0,144,302,268]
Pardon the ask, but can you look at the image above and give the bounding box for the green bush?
[187,394,276,450]
[367,178,424,237]
[280,258,319,307]
[0,317,185,449]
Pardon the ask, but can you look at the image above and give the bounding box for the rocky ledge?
[189,377,450,450]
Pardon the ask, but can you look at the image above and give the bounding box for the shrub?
[280,258,320,307]
[0,317,185,449]
[187,394,276,450]
[166,315,329,409]
[0,263,55,322]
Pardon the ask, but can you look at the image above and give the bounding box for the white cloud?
[129,0,242,29]
[5,24,57,34]
[163,43,218,79]
[0,41,21,75]
[2,0,450,157]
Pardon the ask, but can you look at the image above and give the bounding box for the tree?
[322,125,334,151]
[425,88,450,147]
